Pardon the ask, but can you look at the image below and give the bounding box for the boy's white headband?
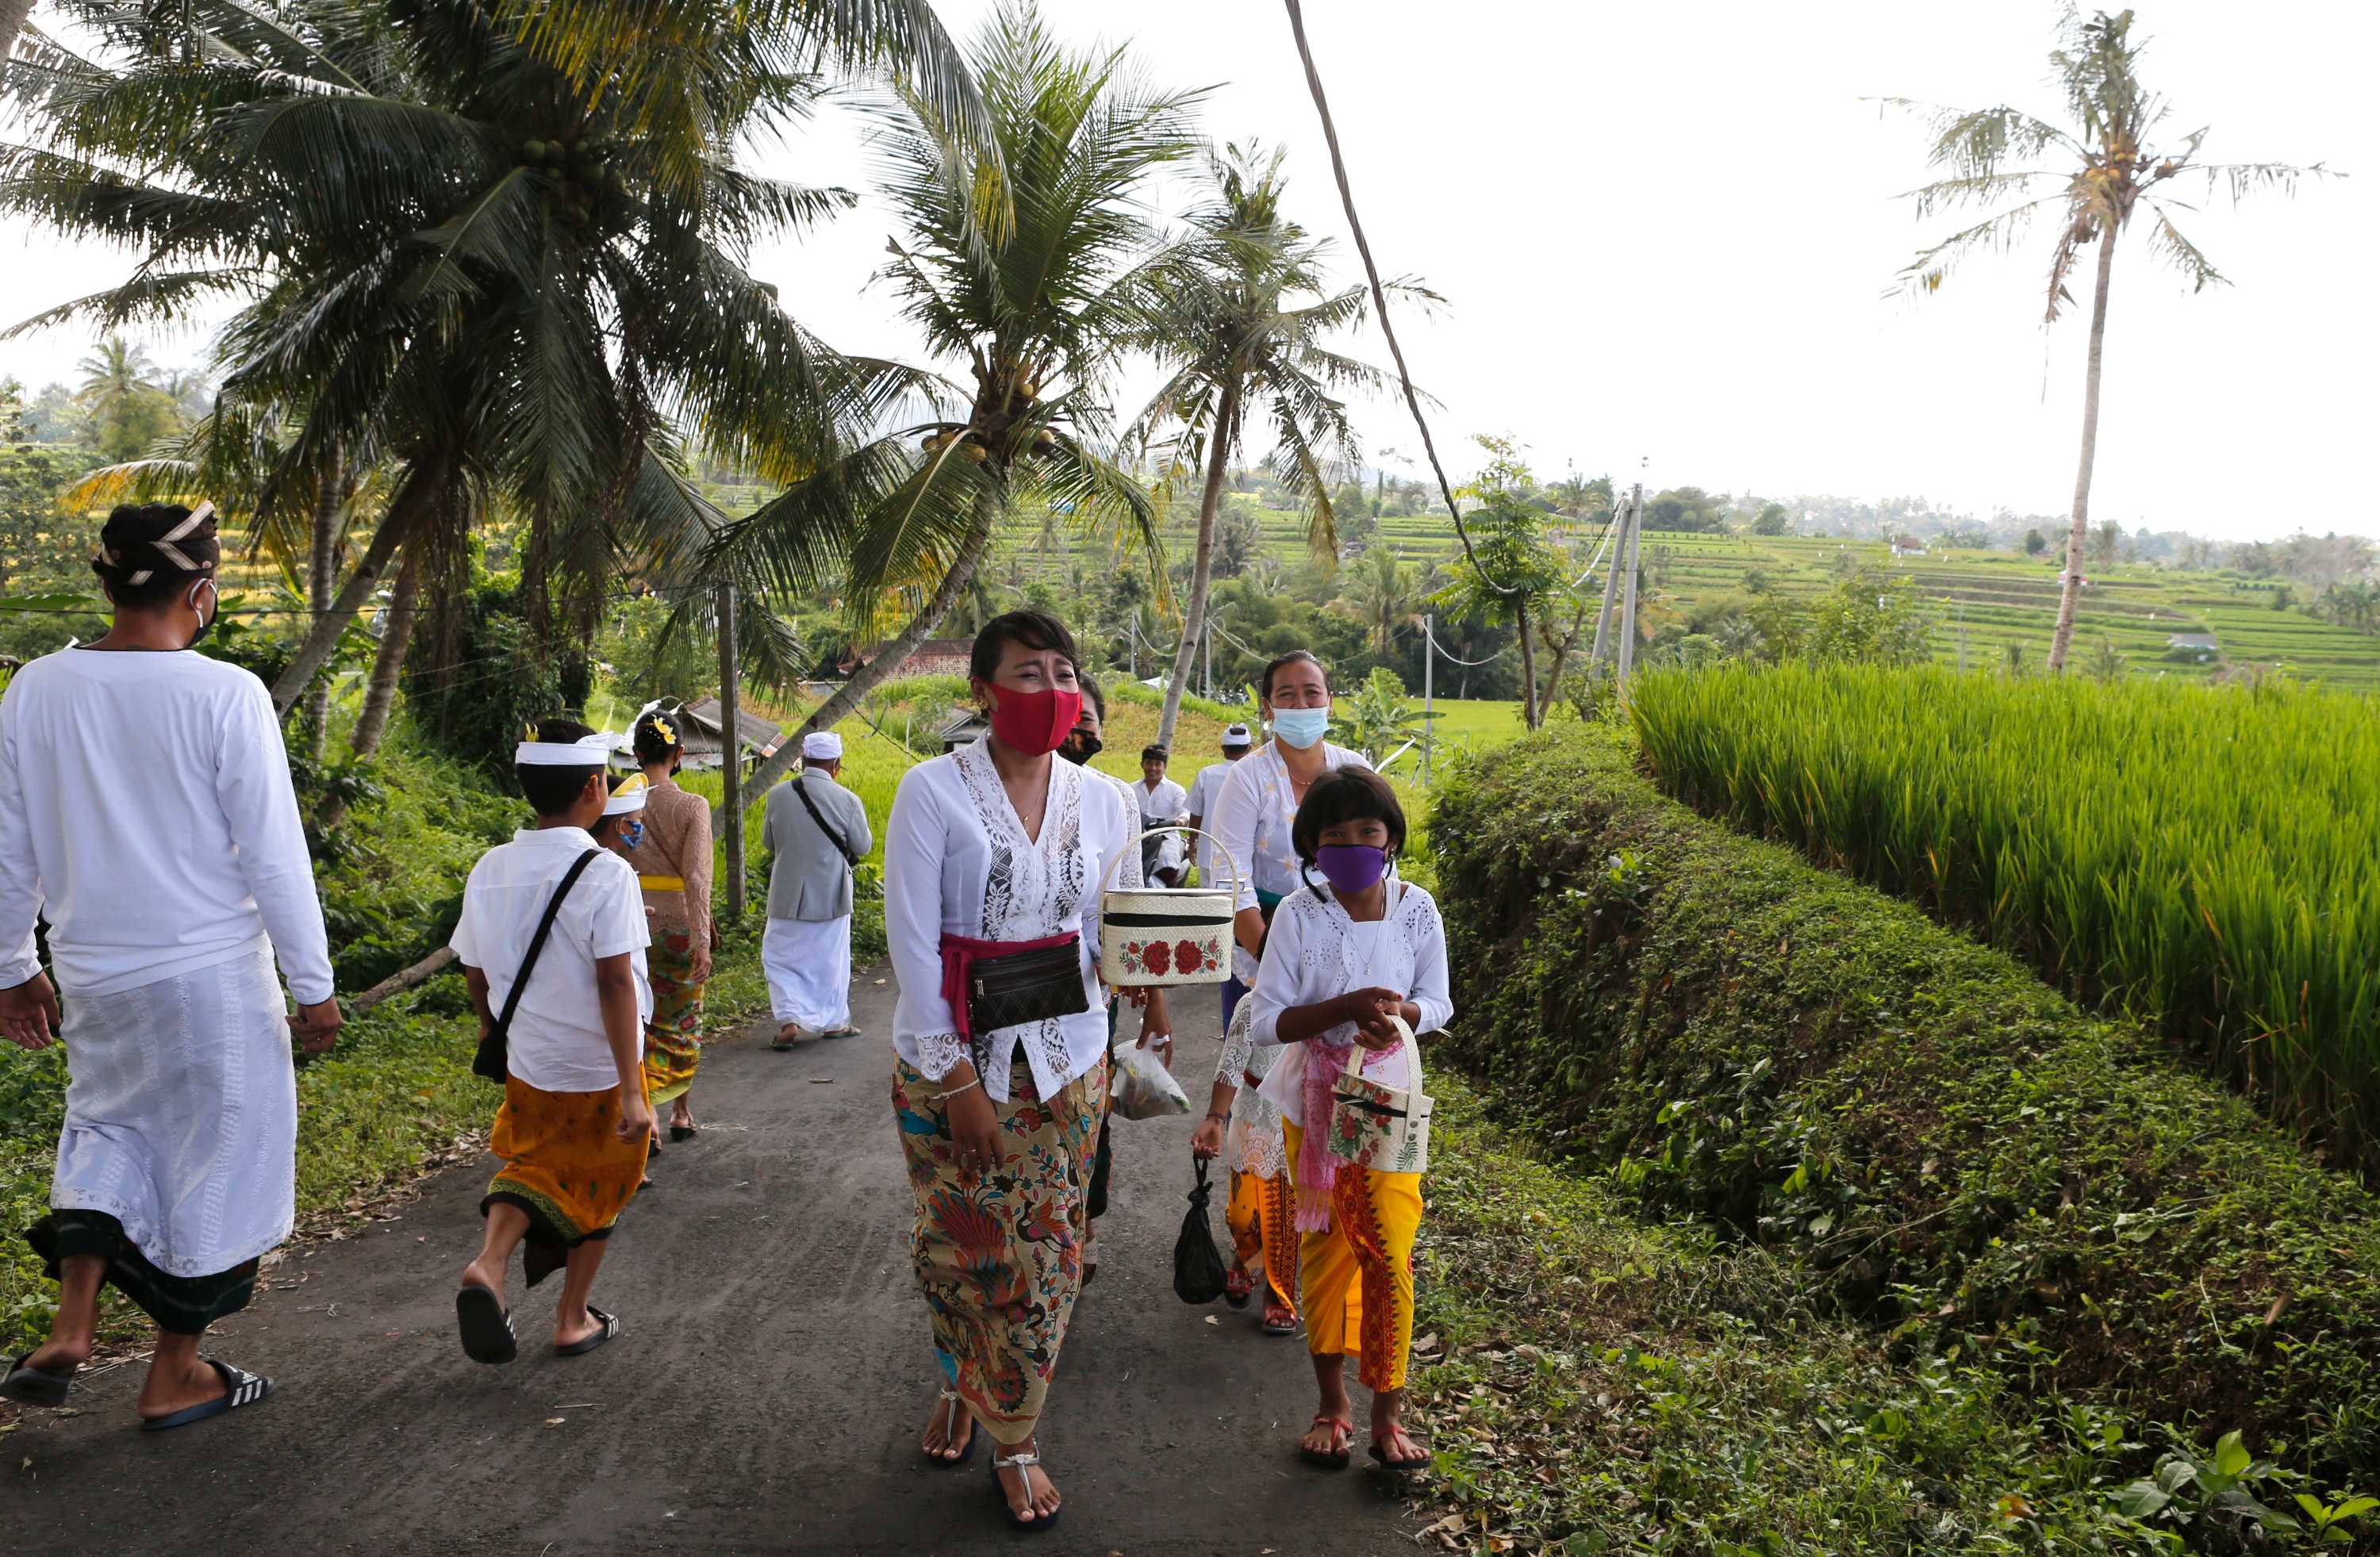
[514,733,615,767]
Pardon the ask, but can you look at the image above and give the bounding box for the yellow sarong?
[484,1075,650,1287]
[1282,1119,1423,1391]
[1226,1168,1300,1316]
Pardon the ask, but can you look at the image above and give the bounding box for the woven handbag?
[1324,1015,1433,1176]
[1099,826,1240,988]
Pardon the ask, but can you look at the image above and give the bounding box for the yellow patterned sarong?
[1281,1118,1423,1391]
[484,1075,650,1287]
[640,930,704,1104]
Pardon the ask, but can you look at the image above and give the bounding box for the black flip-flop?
[555,1306,620,1358]
[455,1283,517,1365]
[1,1352,76,1407]
[139,1359,273,1432]
[669,1124,697,1143]
[1368,1435,1432,1473]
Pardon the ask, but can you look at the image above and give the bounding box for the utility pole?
[1127,612,1139,681]
[1589,487,1633,666]
[1202,616,1212,703]
[1422,612,1435,782]
[716,585,745,923]
[1616,486,1644,690]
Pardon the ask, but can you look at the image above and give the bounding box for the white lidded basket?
[1099,826,1240,987]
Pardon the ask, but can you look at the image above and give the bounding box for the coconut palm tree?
[711,1,1204,810]
[4,0,980,718]
[1338,541,1418,662]
[1126,140,1416,747]
[1885,6,2327,673]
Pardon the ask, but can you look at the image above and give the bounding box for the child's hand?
[618,1091,656,1146]
[1191,1112,1226,1160]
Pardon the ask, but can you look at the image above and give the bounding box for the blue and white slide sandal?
[1,1352,77,1407]
[140,1359,273,1432]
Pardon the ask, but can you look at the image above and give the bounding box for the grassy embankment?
[1412,721,2380,1550]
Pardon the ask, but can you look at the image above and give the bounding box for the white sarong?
[51,944,298,1278]
[764,915,853,1032]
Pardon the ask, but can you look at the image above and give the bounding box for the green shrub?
[1431,724,2380,1477]
[1413,1073,2375,1554]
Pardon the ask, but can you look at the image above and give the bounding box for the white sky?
[4,0,2372,541]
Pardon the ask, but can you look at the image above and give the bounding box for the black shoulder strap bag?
[472,849,603,1083]
[793,773,862,868]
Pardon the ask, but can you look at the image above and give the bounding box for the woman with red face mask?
[881,610,1134,1533]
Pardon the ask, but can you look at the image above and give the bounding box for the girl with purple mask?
[1242,767,1450,1475]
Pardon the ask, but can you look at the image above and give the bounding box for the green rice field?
[1630,662,2380,1163]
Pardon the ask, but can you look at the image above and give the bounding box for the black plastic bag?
[1173,1159,1230,1304]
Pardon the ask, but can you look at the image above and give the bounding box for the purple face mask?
[1315,843,1389,896]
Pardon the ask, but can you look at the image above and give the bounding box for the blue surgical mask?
[620,819,645,849]
[1270,706,1330,750]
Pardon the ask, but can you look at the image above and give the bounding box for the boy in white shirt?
[449,720,654,1364]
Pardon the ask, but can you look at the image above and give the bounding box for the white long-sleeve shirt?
[1246,880,1453,1128]
[0,648,333,1003]
[1183,757,1243,882]
[883,738,1134,1102]
[1134,774,1188,826]
[1204,739,1370,979]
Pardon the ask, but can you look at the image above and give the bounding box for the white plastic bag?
[1111,1038,1190,1120]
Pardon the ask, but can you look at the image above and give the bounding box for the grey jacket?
[762,769,873,922]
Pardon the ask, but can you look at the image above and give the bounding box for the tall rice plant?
[1631,665,2380,1164]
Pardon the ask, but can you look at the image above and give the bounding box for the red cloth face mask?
[985,684,1083,757]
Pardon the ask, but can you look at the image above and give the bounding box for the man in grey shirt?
[761,731,873,1046]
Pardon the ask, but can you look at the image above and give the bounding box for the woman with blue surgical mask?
[1205,650,1372,1027]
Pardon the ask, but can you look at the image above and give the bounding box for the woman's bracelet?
[935,1076,985,1104]
[1204,1109,1230,1124]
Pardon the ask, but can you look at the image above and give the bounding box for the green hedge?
[1431,724,2380,1476]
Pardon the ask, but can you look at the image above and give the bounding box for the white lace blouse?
[1215,999,1288,1179]
[883,738,1135,1102]
[1204,739,1370,980]
[1246,880,1454,1129]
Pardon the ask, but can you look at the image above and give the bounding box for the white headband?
[514,732,616,767]
[604,774,650,815]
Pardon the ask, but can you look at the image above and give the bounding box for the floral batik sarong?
[1281,1118,1422,1391]
[483,1076,649,1287]
[892,1054,1107,1447]
[640,930,704,1105]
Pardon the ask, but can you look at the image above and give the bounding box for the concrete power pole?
[1616,485,1645,690]
[716,585,745,922]
[1589,489,1633,667]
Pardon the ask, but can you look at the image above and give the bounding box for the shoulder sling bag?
[472,849,603,1083]
[793,773,862,868]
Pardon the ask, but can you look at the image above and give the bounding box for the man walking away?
[0,501,339,1431]
[763,731,873,1047]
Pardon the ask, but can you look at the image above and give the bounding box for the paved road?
[6,966,1413,1555]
